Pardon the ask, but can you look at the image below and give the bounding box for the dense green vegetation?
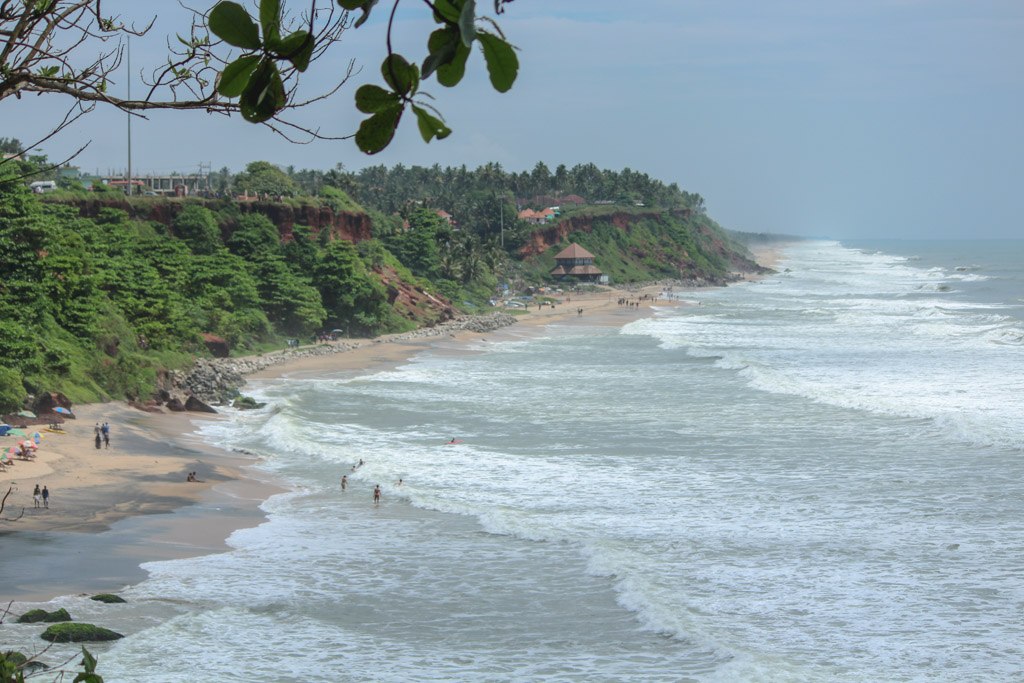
[0,156,761,413]
[0,170,414,411]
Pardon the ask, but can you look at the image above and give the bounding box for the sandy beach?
[0,245,781,604]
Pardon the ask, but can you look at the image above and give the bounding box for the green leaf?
[436,40,470,87]
[355,105,403,154]
[422,27,459,78]
[218,54,260,97]
[276,30,314,71]
[476,31,518,92]
[355,84,399,113]
[208,1,261,50]
[380,54,419,96]
[432,0,461,23]
[412,105,451,143]
[458,0,476,46]
[260,0,281,43]
[239,60,285,123]
[337,0,379,28]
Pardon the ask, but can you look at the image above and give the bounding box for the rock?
[40,623,123,643]
[202,333,230,358]
[17,608,71,624]
[185,396,217,413]
[165,397,186,412]
[128,400,164,413]
[89,593,127,604]
[32,392,74,418]
[232,396,266,410]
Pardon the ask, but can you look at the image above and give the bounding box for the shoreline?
[0,244,783,606]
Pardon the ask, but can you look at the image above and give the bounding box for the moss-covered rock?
[16,608,71,623]
[89,593,127,604]
[40,623,123,643]
[232,395,266,410]
[1,651,28,666]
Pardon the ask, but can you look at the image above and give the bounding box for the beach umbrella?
[33,432,41,444]
[54,407,72,415]
[7,428,26,437]
[17,410,35,418]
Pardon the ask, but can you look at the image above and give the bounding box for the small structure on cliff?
[550,243,603,282]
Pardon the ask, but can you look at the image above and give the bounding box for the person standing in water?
[340,475,348,491]
[373,484,381,504]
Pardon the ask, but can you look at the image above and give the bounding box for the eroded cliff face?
[234,202,372,243]
[519,210,677,258]
[376,265,459,325]
[520,209,767,278]
[53,197,372,243]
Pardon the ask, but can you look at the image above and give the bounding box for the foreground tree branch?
[0,486,24,521]
[0,0,519,169]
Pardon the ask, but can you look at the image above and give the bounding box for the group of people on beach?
[32,483,49,509]
[185,471,203,482]
[93,421,110,450]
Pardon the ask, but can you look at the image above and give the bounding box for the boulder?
[40,623,123,643]
[32,392,74,418]
[165,398,186,412]
[202,333,230,358]
[89,593,127,604]
[17,608,71,623]
[232,396,266,410]
[185,396,217,413]
[128,400,164,414]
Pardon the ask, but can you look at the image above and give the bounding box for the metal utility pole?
[500,202,504,248]
[126,36,132,197]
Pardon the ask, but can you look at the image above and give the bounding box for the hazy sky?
[4,1,1022,239]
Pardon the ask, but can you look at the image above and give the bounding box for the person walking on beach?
[41,485,49,509]
[373,484,381,505]
[341,475,348,491]
[101,422,110,448]
[94,432,102,449]
[32,484,41,508]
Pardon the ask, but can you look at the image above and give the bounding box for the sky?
[3,0,1022,239]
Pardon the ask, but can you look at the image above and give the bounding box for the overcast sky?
[3,1,1022,239]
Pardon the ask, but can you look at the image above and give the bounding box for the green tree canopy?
[231,161,299,198]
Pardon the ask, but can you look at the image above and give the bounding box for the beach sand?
[0,245,780,604]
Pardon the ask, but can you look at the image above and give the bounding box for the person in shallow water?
[373,484,381,504]
[340,475,347,491]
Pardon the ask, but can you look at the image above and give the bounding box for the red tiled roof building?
[550,243,603,282]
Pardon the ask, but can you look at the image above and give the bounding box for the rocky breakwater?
[162,313,518,410]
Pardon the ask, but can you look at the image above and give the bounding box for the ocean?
[16,239,1024,681]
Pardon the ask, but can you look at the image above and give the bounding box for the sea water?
[35,240,1024,681]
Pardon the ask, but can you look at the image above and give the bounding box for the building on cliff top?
[550,243,603,283]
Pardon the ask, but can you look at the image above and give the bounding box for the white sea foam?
[94,239,1024,682]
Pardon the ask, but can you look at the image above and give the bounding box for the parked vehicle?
[29,180,57,193]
